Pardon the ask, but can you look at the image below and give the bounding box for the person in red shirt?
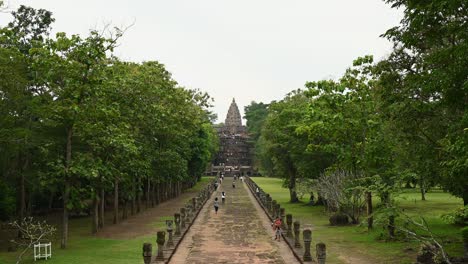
[272,216,282,241]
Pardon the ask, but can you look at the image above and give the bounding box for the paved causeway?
[169,178,298,264]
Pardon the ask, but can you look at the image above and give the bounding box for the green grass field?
[0,177,213,264]
[253,177,464,264]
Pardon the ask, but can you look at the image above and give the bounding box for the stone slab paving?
[169,178,299,264]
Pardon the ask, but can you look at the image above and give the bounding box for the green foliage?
[294,178,315,200]
[0,180,15,221]
[461,227,468,242]
[0,5,218,247]
[244,101,269,142]
[255,177,464,262]
[379,0,468,203]
[441,206,468,226]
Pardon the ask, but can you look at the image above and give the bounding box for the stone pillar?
[180,208,186,229]
[142,243,152,264]
[294,221,301,248]
[156,231,165,260]
[174,213,181,235]
[286,214,293,238]
[316,242,326,264]
[275,204,281,218]
[303,229,312,261]
[266,195,271,211]
[185,204,192,223]
[280,208,286,229]
[271,200,277,216]
[192,197,197,210]
[166,220,174,247]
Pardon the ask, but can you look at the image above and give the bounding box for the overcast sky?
[1,0,402,123]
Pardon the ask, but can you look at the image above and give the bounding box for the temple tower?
[207,98,255,176]
[225,98,242,134]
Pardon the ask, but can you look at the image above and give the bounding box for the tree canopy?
[0,5,218,248]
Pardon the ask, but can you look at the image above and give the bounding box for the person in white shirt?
[214,197,219,214]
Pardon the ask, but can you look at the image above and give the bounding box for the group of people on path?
[213,191,226,215]
[213,173,244,214]
[213,175,228,214]
[212,174,283,242]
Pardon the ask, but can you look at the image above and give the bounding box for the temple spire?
[225,98,242,133]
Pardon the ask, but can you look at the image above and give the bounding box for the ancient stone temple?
[206,99,255,176]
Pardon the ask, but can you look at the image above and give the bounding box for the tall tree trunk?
[61,126,73,249]
[92,191,99,234]
[18,151,29,221]
[137,179,142,213]
[150,184,156,207]
[366,191,373,230]
[388,215,395,238]
[98,188,105,229]
[47,191,54,214]
[146,177,150,209]
[113,179,119,225]
[161,182,166,202]
[27,190,32,216]
[420,177,426,201]
[288,164,299,203]
[382,191,395,238]
[19,171,26,221]
[164,182,168,201]
[122,200,128,220]
[156,182,161,204]
[61,182,70,249]
[131,180,136,216]
[170,181,175,199]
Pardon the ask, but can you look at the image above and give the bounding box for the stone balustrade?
[143,178,217,263]
[244,176,325,263]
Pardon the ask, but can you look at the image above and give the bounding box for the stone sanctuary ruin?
[206,98,255,176]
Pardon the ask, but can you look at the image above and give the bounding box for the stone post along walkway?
[169,178,298,264]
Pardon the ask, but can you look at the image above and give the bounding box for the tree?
[0,5,55,223]
[259,91,313,202]
[244,102,270,172]
[379,0,468,204]
[1,5,219,250]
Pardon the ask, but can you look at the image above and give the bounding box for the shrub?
[329,213,349,226]
[462,226,468,242]
[317,170,365,224]
[441,206,468,226]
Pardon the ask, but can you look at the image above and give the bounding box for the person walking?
[221,191,226,203]
[214,197,219,214]
[272,216,282,241]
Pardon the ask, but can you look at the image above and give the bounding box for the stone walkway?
[169,178,298,264]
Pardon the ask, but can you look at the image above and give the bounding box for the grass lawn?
[253,177,464,264]
[0,177,213,264]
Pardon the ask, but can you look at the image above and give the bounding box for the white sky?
[0,0,402,123]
